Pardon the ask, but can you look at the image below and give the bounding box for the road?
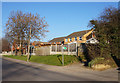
[2,58,95,81]
[2,58,119,82]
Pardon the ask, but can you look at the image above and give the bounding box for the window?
[79,37,82,40]
[75,37,77,41]
[70,38,72,41]
[65,38,68,42]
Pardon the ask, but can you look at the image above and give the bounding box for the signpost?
[63,47,67,50]
[62,45,67,66]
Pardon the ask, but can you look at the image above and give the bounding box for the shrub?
[88,57,117,68]
[86,44,101,60]
[88,57,105,67]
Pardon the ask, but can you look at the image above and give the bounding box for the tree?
[6,11,48,61]
[1,38,11,52]
[88,7,120,65]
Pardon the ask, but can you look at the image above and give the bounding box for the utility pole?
[27,25,31,62]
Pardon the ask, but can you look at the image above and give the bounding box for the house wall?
[64,39,85,44]
[72,37,75,41]
[64,29,94,44]
[82,29,94,41]
[51,42,61,44]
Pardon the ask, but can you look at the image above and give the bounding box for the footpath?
[2,57,119,81]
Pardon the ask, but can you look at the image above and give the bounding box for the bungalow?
[49,29,95,44]
[31,29,97,56]
[11,41,29,55]
[32,41,50,48]
[49,37,65,45]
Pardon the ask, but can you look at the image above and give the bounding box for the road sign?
[63,47,67,50]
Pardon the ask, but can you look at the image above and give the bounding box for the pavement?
[2,57,119,81]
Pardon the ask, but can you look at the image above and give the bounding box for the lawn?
[3,55,79,66]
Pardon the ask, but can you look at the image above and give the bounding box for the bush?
[88,57,104,67]
[88,57,117,68]
[86,44,101,60]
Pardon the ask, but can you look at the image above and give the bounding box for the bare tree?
[6,11,48,61]
[1,38,11,52]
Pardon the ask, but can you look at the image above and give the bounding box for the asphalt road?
[2,58,95,81]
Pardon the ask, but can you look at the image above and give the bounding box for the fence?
[35,46,51,56]
[34,43,77,56]
[50,43,77,55]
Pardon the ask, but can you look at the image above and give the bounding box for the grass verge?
[3,55,79,66]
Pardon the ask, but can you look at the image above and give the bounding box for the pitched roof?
[65,30,91,38]
[33,41,49,45]
[49,37,65,42]
[49,29,91,42]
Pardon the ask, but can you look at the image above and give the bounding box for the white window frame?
[65,38,68,42]
[70,38,72,41]
[75,37,77,41]
[79,37,82,40]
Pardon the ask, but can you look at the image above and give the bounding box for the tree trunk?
[27,40,30,62]
[15,45,17,56]
[11,45,13,55]
[18,40,21,56]
[27,26,31,62]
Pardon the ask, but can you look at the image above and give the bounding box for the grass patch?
[3,55,79,66]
